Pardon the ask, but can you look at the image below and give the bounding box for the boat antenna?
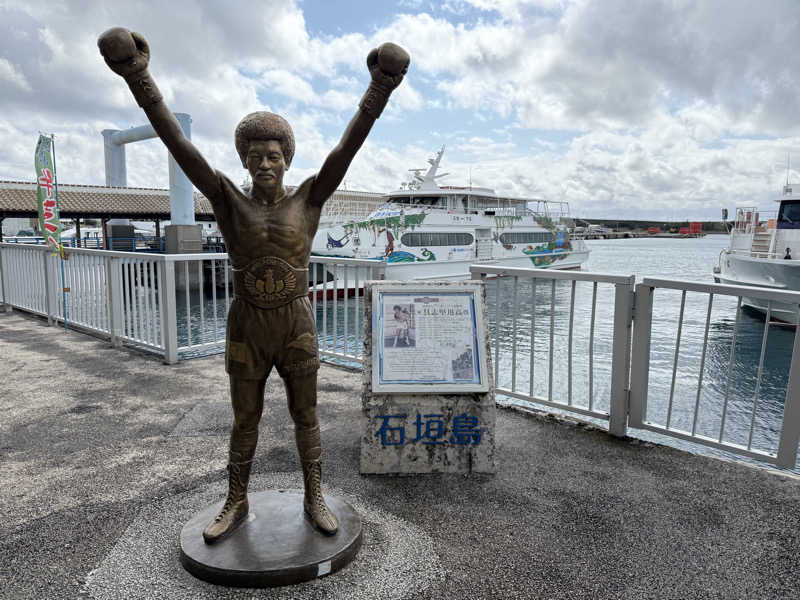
[469,167,472,190]
[788,153,791,185]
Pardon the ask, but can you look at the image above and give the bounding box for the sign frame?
[371,282,490,393]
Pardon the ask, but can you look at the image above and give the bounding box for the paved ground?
[2,308,800,600]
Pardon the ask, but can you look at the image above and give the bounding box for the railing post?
[160,259,179,364]
[106,256,124,347]
[776,307,800,469]
[628,283,654,428]
[609,275,635,437]
[42,250,54,325]
[0,246,11,312]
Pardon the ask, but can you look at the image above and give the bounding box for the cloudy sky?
[2,0,799,220]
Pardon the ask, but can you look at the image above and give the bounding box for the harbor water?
[173,234,797,472]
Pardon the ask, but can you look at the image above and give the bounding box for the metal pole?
[160,260,179,364]
[42,251,52,326]
[628,283,653,428]
[106,257,124,347]
[50,134,69,331]
[609,275,635,436]
[776,307,800,469]
[0,244,9,312]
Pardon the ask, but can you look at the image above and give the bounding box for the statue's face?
[246,140,286,192]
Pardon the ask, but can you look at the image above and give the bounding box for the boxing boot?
[202,446,254,544]
[296,425,338,535]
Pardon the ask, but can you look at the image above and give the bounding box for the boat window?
[778,201,800,229]
[499,232,554,244]
[473,196,494,209]
[401,232,474,246]
[411,196,441,206]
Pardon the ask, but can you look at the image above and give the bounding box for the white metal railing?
[630,278,800,469]
[0,243,383,366]
[470,265,634,437]
[1,236,45,244]
[3,243,799,470]
[468,266,800,470]
[163,254,384,364]
[309,256,386,366]
[0,244,170,351]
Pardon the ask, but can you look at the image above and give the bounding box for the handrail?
[726,248,797,261]
[0,243,386,267]
[0,243,169,260]
[469,264,633,285]
[641,277,800,303]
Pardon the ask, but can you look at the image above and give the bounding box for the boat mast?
[783,153,793,196]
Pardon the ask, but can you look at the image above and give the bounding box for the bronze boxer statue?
[98,27,409,542]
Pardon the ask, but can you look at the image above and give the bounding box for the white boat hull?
[379,250,589,280]
[715,251,800,322]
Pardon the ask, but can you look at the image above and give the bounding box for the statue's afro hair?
[234,111,295,167]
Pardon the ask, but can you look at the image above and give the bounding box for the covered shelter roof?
[0,180,216,220]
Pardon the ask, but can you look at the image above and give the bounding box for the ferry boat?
[311,147,589,280]
[714,182,800,322]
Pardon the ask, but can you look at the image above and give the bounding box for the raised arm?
[309,43,410,207]
[97,28,219,199]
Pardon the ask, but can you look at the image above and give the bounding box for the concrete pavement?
[2,309,799,599]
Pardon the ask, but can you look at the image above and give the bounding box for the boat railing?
[733,206,761,233]
[727,247,796,261]
[527,199,571,220]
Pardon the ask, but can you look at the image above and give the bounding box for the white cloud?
[260,70,316,103]
[0,57,31,92]
[1,0,800,221]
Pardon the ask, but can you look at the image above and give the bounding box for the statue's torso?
[211,173,320,270]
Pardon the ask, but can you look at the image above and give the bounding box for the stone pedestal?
[179,490,362,588]
[166,224,203,291]
[361,395,495,473]
[360,280,496,475]
[165,223,203,254]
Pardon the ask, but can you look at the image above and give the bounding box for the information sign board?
[371,283,489,393]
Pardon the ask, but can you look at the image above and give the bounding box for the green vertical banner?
[35,134,63,254]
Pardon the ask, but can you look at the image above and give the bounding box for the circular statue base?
[179,489,362,588]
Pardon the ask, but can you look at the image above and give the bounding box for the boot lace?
[214,463,244,522]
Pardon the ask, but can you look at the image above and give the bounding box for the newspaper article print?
[379,292,480,385]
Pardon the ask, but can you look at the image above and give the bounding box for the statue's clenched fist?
[98,27,150,78]
[366,43,410,91]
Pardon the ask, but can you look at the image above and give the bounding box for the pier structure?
[2,236,800,595]
[102,113,202,255]
[0,179,384,249]
[0,179,215,249]
[569,230,704,240]
[2,307,800,598]
[1,242,799,469]
[571,218,721,240]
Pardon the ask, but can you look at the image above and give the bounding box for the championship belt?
[233,256,308,309]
